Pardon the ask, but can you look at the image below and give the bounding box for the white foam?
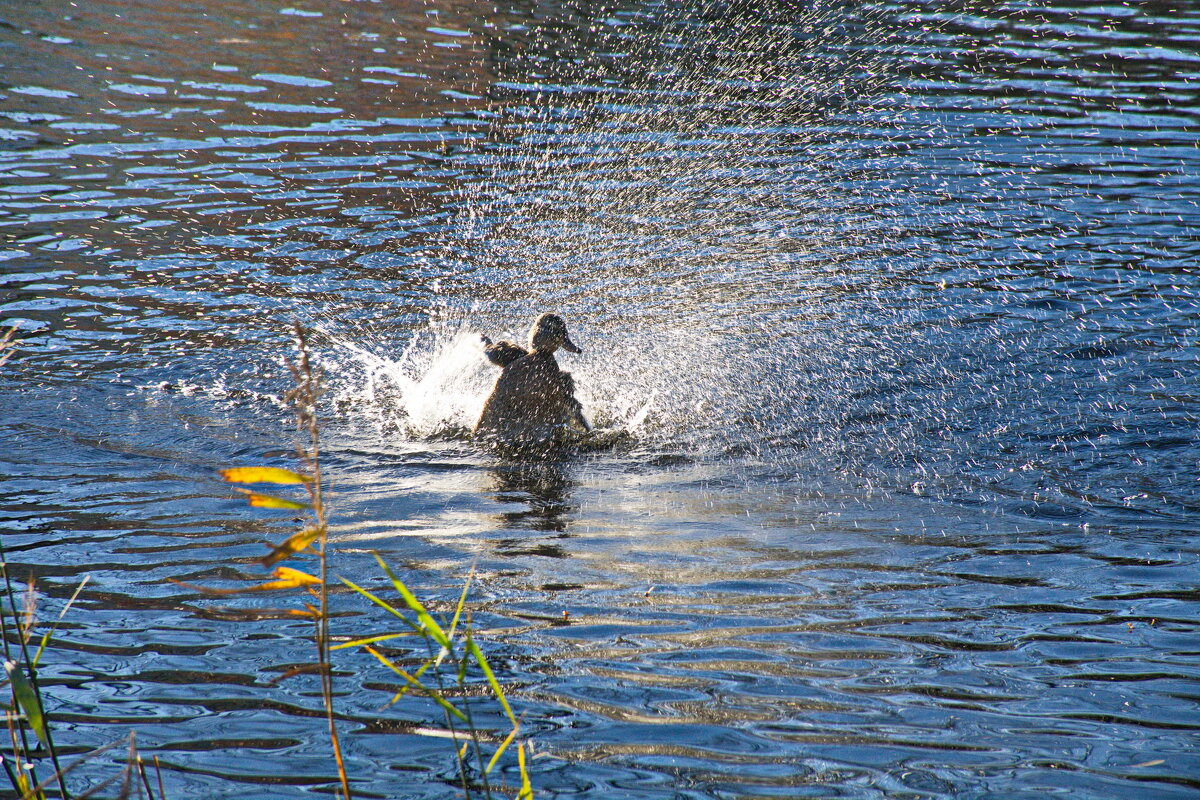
[323,324,491,439]
[318,318,746,451]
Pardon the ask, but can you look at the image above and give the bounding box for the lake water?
[2,0,1198,797]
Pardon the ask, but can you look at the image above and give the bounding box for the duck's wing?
[570,398,591,432]
[483,338,529,368]
[559,370,591,432]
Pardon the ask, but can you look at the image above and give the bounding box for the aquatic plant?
[2,321,530,799]
[1,328,162,799]
[0,326,16,370]
[0,326,64,799]
[213,321,353,799]
[215,323,531,799]
[1,568,71,800]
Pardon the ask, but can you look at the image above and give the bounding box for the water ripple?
[1,0,1198,797]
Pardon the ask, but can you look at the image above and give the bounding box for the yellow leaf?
[220,466,310,484]
[273,566,321,586]
[518,742,534,799]
[222,566,319,593]
[168,571,319,595]
[287,608,320,619]
[234,487,310,510]
[261,527,322,567]
[486,725,520,774]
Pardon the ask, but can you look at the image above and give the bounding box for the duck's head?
[528,313,582,355]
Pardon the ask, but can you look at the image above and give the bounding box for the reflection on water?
[489,462,577,556]
[489,462,578,537]
[2,0,1199,797]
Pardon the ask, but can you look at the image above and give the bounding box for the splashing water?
[291,0,931,467]
[321,325,489,440]
[319,314,753,453]
[3,1,1200,798]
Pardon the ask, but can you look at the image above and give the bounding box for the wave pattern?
[1,0,1198,797]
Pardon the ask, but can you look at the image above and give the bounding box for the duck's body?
[475,314,589,455]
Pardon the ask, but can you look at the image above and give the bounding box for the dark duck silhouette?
[475,313,590,455]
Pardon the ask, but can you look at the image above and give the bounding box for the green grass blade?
[363,647,467,723]
[447,568,474,641]
[485,725,520,775]
[373,555,452,650]
[428,691,468,724]
[466,633,516,727]
[388,656,439,705]
[331,632,417,651]
[340,577,423,634]
[5,660,48,744]
[33,575,89,669]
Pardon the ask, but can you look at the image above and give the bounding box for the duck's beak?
[561,334,582,354]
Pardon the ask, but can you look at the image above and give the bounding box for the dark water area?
[2,0,1199,797]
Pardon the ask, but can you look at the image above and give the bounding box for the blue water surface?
[1,1,1198,797]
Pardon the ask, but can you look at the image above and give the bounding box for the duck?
[475,313,590,455]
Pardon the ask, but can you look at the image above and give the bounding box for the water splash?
[318,313,755,454]
[322,324,491,441]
